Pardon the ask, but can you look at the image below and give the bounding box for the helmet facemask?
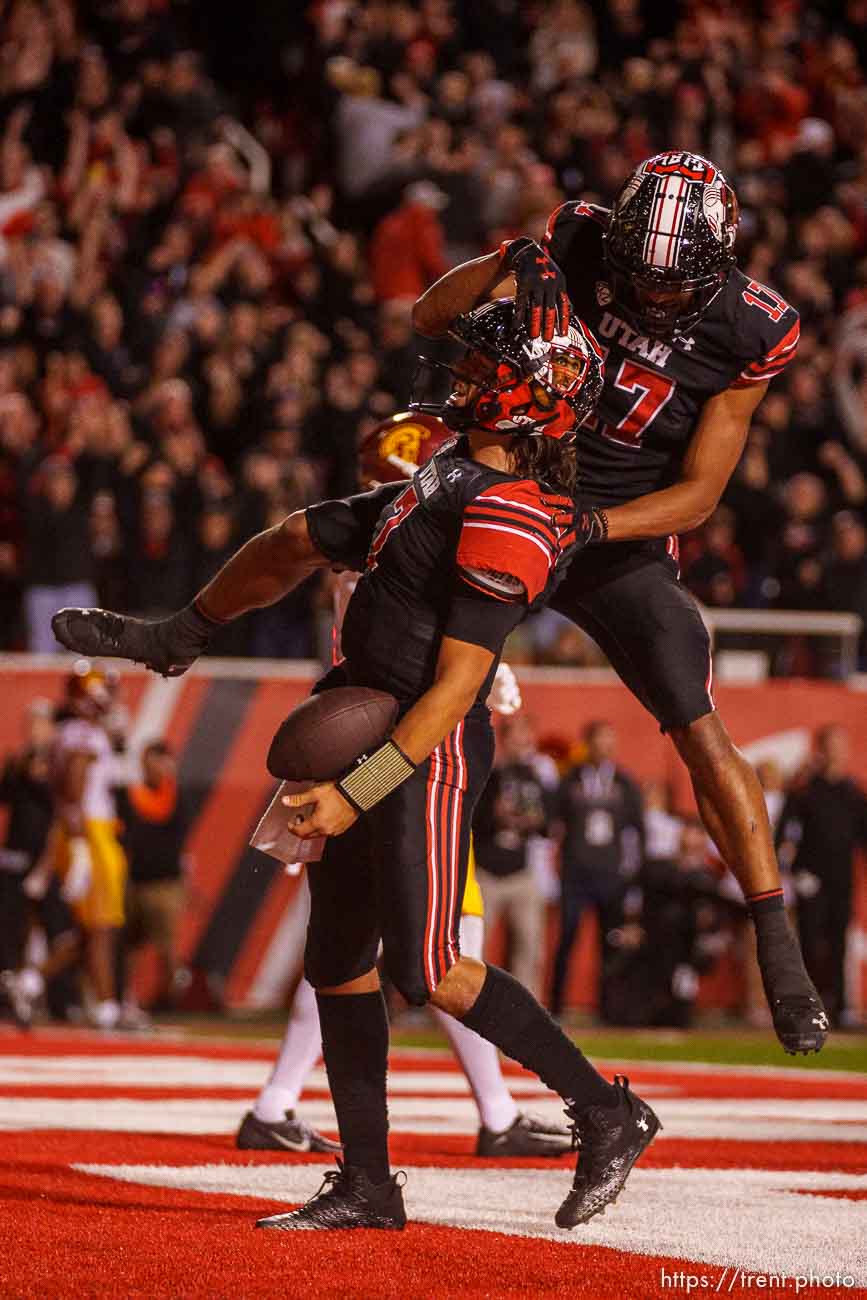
[605,250,730,339]
[604,151,739,340]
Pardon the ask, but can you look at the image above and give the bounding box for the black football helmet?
[604,151,739,339]
[410,299,603,441]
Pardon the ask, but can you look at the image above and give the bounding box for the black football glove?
[501,237,570,341]
[540,496,608,575]
[51,603,216,677]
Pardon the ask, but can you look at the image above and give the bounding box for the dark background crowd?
[1,0,867,666]
[474,714,867,1030]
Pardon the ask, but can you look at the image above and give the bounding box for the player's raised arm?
[413,238,570,342]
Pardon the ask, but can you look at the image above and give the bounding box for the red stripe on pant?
[423,723,465,991]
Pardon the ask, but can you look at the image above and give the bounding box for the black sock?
[747,889,812,998]
[459,964,618,1111]
[316,990,390,1184]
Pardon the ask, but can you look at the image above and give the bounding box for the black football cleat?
[255,1162,406,1231]
[476,1112,571,1157]
[52,608,131,658]
[769,995,829,1055]
[236,1109,341,1154]
[755,910,828,1054]
[555,1075,660,1229]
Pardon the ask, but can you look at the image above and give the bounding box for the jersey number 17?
[608,359,676,447]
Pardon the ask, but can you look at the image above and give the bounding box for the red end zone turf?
[0,1031,865,1299]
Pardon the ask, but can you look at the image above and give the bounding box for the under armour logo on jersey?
[813,1012,829,1030]
[445,466,463,482]
[676,335,696,352]
[637,1115,649,1132]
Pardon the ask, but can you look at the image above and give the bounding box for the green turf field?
[159,1013,867,1072]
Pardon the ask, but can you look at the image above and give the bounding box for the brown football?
[266,687,400,782]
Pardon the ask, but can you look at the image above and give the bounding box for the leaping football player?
[53,301,663,1231]
[413,150,828,1055]
[237,413,570,1160]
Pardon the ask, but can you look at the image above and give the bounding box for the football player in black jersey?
[413,150,828,1057]
[51,303,662,1232]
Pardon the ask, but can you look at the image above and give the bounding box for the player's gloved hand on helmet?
[500,237,570,341]
[51,602,217,677]
[488,661,522,716]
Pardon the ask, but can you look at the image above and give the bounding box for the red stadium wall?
[0,658,864,1015]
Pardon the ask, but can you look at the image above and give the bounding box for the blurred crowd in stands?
[1,0,867,666]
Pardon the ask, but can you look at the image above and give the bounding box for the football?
[266,686,400,781]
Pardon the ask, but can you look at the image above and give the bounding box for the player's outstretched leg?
[671,714,828,1054]
[433,959,660,1227]
[434,914,570,1157]
[256,981,405,1231]
[237,976,340,1154]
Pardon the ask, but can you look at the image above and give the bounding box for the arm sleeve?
[306,481,407,572]
[444,584,528,652]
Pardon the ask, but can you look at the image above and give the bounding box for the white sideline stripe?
[2,1048,863,1086]
[73,1162,867,1282]
[4,1096,867,1141]
[0,1057,572,1096]
[1,1050,864,1088]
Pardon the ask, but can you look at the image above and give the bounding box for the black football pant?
[551,537,714,732]
[305,710,494,1003]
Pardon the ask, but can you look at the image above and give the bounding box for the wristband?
[498,236,536,272]
[337,740,416,814]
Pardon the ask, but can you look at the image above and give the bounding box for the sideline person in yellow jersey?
[51,661,127,1029]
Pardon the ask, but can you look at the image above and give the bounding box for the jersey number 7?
[609,360,676,447]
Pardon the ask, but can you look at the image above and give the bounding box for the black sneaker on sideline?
[236,1110,341,1154]
[476,1112,571,1157]
[255,1162,407,1231]
[555,1075,660,1229]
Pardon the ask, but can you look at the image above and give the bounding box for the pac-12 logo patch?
[596,280,613,306]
